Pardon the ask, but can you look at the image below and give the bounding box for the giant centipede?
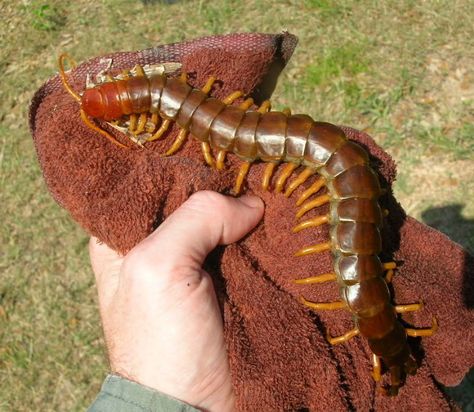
[58,53,438,395]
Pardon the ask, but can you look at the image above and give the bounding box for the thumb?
[133,191,264,271]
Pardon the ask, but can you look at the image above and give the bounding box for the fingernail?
[239,195,264,209]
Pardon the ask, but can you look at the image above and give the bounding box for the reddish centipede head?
[82,88,106,119]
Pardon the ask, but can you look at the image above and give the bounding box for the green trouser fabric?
[88,374,200,412]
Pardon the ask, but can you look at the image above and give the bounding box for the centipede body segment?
[59,54,438,396]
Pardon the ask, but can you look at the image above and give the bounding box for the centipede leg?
[201,76,217,94]
[275,163,298,193]
[233,161,251,195]
[201,142,215,168]
[296,194,331,219]
[223,90,244,105]
[239,98,254,110]
[257,100,271,113]
[129,114,138,133]
[135,113,148,134]
[327,327,359,345]
[282,107,292,116]
[292,215,330,233]
[382,262,396,283]
[285,166,317,197]
[261,162,278,190]
[395,301,423,313]
[165,128,188,156]
[216,150,226,170]
[292,272,337,284]
[296,177,326,206]
[383,262,396,270]
[148,119,171,141]
[294,241,332,257]
[405,317,438,337]
[372,354,382,382]
[147,113,159,133]
[300,297,346,310]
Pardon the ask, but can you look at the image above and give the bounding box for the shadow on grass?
[421,204,474,411]
[421,204,474,255]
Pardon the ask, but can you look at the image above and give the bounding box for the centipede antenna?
[58,53,81,102]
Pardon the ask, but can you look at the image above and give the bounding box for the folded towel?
[29,32,473,411]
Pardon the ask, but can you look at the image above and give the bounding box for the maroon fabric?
[29,33,473,411]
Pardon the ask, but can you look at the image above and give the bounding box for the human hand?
[89,191,264,412]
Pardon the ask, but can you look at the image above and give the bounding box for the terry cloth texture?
[30,33,473,411]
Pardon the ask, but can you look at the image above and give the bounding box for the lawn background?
[1,0,473,410]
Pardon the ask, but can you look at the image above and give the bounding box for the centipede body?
[59,54,438,395]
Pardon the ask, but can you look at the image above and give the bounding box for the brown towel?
[29,32,473,411]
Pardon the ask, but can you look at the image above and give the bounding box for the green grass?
[1,0,473,410]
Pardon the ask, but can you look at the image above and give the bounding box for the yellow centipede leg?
[239,98,254,110]
[165,128,188,156]
[261,162,278,191]
[395,301,424,313]
[296,194,331,219]
[275,163,298,193]
[148,119,171,141]
[282,107,291,116]
[294,241,332,257]
[285,166,316,197]
[300,297,346,311]
[80,109,128,149]
[292,215,329,233]
[385,269,394,284]
[148,113,159,133]
[201,142,215,168]
[372,354,382,382]
[216,150,227,170]
[223,91,243,105]
[201,76,217,94]
[326,327,359,345]
[135,113,148,134]
[129,114,138,133]
[180,71,187,82]
[382,262,397,283]
[296,177,326,206]
[405,317,438,337]
[257,100,271,113]
[233,161,251,195]
[292,272,336,284]
[383,262,397,270]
